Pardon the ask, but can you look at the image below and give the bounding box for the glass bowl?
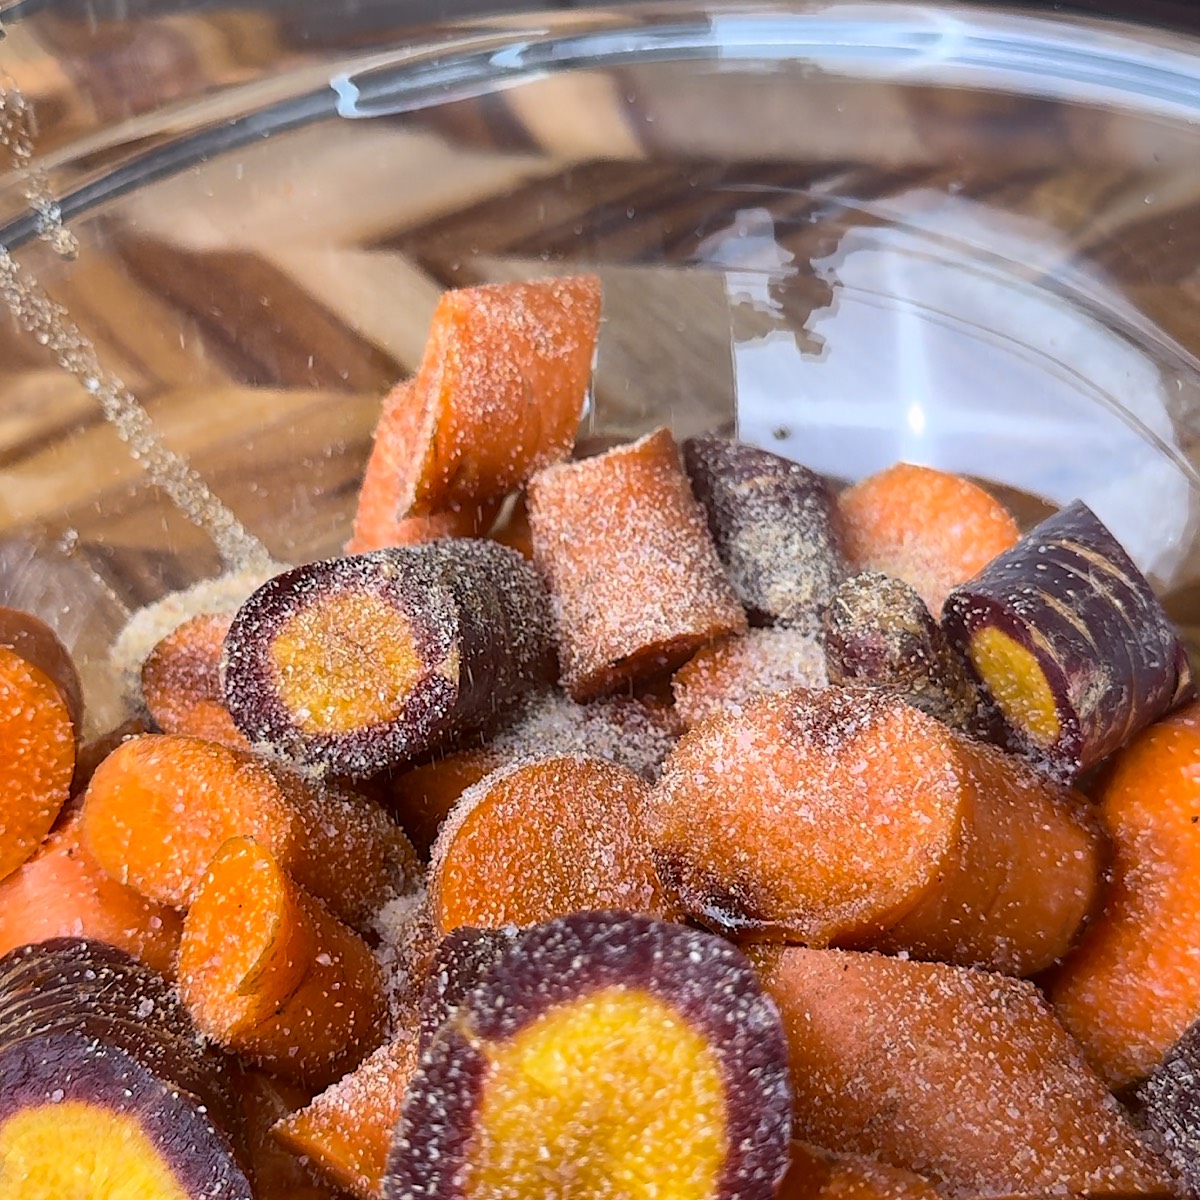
[2,0,1200,733]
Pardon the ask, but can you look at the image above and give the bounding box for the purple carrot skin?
[0,939,252,1199]
[942,500,1193,780]
[683,436,848,631]
[1132,1018,1200,1197]
[221,539,555,777]
[385,911,793,1200]
[823,571,987,734]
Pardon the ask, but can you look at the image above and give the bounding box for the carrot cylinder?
[838,462,1019,615]
[755,946,1173,1196]
[645,686,1102,976]
[179,837,388,1090]
[80,734,415,928]
[385,749,503,858]
[528,427,746,701]
[0,606,84,732]
[429,754,675,934]
[273,1038,418,1199]
[350,275,601,550]
[0,816,181,978]
[140,612,248,748]
[1050,701,1200,1087]
[0,644,76,883]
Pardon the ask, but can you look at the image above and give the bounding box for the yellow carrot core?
[969,626,1060,746]
[467,987,727,1199]
[0,1102,189,1200]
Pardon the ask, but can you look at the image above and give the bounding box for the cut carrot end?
[967,625,1061,746]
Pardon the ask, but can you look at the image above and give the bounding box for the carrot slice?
[646,686,1102,975]
[0,606,84,732]
[179,837,387,1089]
[350,275,601,549]
[755,946,1173,1196]
[0,816,181,977]
[838,463,1019,615]
[385,749,503,859]
[273,1038,418,1199]
[779,1143,940,1200]
[140,612,248,748]
[1050,701,1200,1086]
[80,733,415,927]
[528,427,746,701]
[429,753,676,934]
[0,645,76,883]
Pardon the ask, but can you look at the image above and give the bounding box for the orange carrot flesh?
[0,817,182,978]
[430,754,675,934]
[1050,703,1200,1086]
[838,463,1019,615]
[273,1038,419,1199]
[179,837,388,1089]
[645,686,1101,974]
[80,733,413,926]
[528,427,747,701]
[385,748,503,858]
[140,611,248,748]
[350,276,601,549]
[755,946,1172,1196]
[0,606,84,733]
[0,645,76,883]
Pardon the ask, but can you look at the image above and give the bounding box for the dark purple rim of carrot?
[942,500,1192,776]
[387,911,791,1200]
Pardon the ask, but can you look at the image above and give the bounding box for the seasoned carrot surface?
[1051,701,1200,1087]
[755,946,1172,1196]
[179,837,387,1089]
[0,816,181,977]
[81,733,413,926]
[0,606,84,732]
[0,645,76,883]
[646,686,1101,974]
[350,275,601,551]
[385,748,503,858]
[430,754,675,933]
[274,1038,418,1199]
[778,1142,940,1200]
[838,463,1019,614]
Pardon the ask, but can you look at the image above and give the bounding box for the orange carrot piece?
[70,714,152,799]
[237,1069,353,1200]
[528,427,747,701]
[0,816,181,977]
[179,836,388,1089]
[838,463,1019,615]
[0,644,76,883]
[140,611,249,748]
[755,946,1173,1196]
[429,753,676,934]
[645,686,1102,975]
[779,1143,940,1200]
[385,748,503,858]
[1050,700,1200,1087]
[671,627,827,730]
[0,606,84,732]
[350,275,601,549]
[273,1038,419,1199]
[81,733,416,927]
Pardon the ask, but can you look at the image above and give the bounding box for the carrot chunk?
[645,686,1102,975]
[429,754,676,934]
[385,749,503,859]
[350,275,601,549]
[80,733,415,927]
[528,427,746,701]
[1050,701,1200,1087]
[0,816,181,977]
[838,463,1019,615]
[755,946,1173,1196]
[179,837,388,1089]
[0,606,84,732]
[140,612,249,748]
[0,644,76,883]
[779,1142,940,1200]
[273,1038,418,1198]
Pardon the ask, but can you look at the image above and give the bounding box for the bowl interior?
[3,1,1200,729]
